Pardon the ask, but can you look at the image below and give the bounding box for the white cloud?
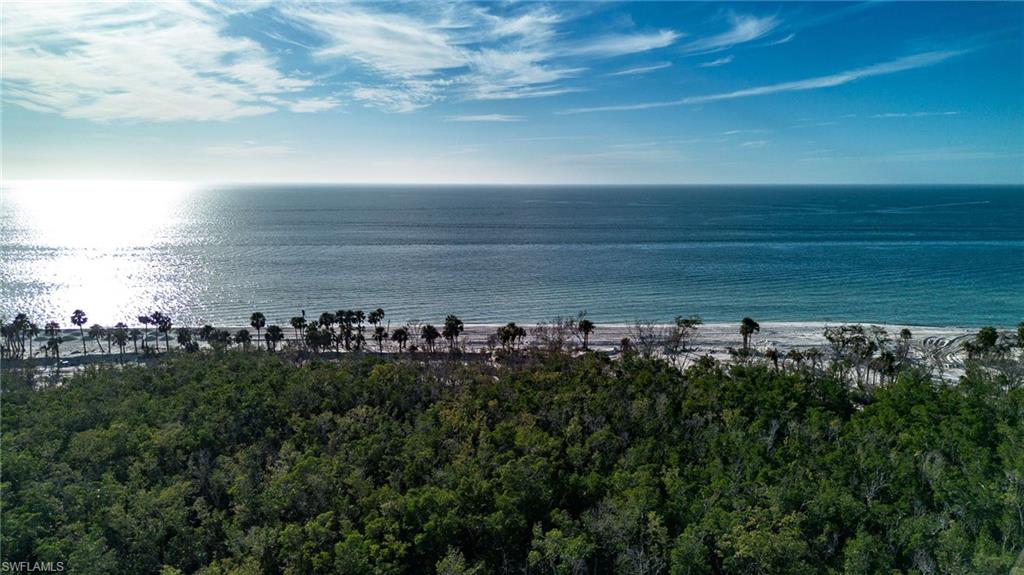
[700,55,734,68]
[285,97,342,113]
[351,81,448,113]
[446,114,525,122]
[766,33,796,46]
[683,14,779,54]
[565,30,681,58]
[283,6,467,77]
[608,62,673,76]
[739,140,768,148]
[869,111,960,118]
[1,2,314,122]
[283,3,679,109]
[563,50,963,114]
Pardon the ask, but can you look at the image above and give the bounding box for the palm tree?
[129,328,141,354]
[26,322,39,358]
[496,322,527,352]
[71,309,88,355]
[250,312,266,345]
[265,325,284,352]
[113,323,129,362]
[206,329,230,352]
[199,324,215,342]
[339,310,354,350]
[138,315,152,351]
[290,316,307,344]
[390,326,409,352]
[765,347,780,371]
[88,323,106,354]
[443,314,464,353]
[152,312,172,352]
[578,318,595,350]
[304,323,328,353]
[45,321,61,360]
[176,327,193,351]
[740,317,760,351]
[12,313,29,357]
[420,324,440,352]
[350,310,364,350]
[368,308,385,330]
[234,329,251,350]
[319,312,337,352]
[373,325,388,352]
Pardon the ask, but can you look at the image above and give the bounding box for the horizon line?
[4,179,1023,188]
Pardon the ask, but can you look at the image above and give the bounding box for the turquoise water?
[1,184,1021,327]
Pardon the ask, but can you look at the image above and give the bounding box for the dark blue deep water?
[1,184,1021,327]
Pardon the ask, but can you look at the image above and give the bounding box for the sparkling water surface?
[1,183,1021,327]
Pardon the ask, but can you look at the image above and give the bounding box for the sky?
[2,1,1023,184]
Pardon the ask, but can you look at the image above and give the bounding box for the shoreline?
[4,320,980,361]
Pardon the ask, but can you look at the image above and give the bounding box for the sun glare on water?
[2,180,199,325]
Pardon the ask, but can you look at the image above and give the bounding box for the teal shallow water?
[1,184,1021,327]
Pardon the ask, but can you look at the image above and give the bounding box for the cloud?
[283,3,679,109]
[562,50,963,114]
[1,2,314,122]
[683,13,779,54]
[608,62,673,76]
[446,114,524,122]
[285,97,342,113]
[699,55,734,68]
[351,80,450,113]
[564,30,681,58]
[766,33,796,46]
[282,6,467,77]
[869,111,960,118]
[739,140,768,148]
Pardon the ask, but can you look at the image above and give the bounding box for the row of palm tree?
[3,307,533,359]
[3,308,743,360]
[7,308,1020,373]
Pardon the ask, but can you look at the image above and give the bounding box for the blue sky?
[3,1,1022,184]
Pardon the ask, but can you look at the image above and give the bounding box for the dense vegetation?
[2,348,1022,574]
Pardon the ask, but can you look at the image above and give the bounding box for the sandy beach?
[7,322,982,374]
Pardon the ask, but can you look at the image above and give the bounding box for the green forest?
[2,345,1022,574]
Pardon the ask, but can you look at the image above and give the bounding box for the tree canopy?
[1,348,1021,574]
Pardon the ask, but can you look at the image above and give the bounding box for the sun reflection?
[5,180,195,248]
[2,180,199,325]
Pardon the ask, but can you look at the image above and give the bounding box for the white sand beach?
[9,322,984,377]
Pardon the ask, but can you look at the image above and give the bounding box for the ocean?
[1,184,1021,327]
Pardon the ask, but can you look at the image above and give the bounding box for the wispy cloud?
[869,111,960,118]
[766,33,796,46]
[683,13,779,54]
[700,55,734,68]
[565,30,681,58]
[446,114,524,122]
[739,140,768,148]
[282,3,679,110]
[562,50,963,114]
[722,129,767,135]
[608,62,673,77]
[513,135,590,142]
[2,2,313,122]
[286,97,342,113]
